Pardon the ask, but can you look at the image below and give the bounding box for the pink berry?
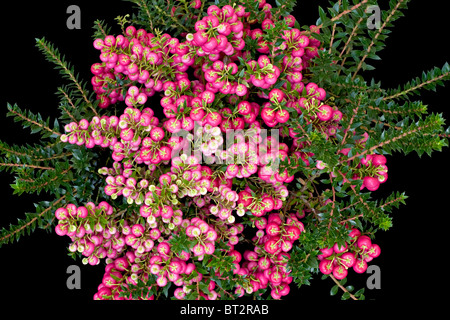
[264,238,280,254]
[275,109,290,123]
[332,110,343,122]
[378,172,388,183]
[372,154,387,166]
[317,105,333,121]
[332,265,348,280]
[159,146,172,161]
[357,235,372,251]
[55,223,68,236]
[319,247,334,258]
[150,127,165,142]
[76,206,88,218]
[157,242,171,256]
[319,259,333,275]
[363,176,380,191]
[131,224,145,237]
[368,244,381,258]
[360,154,373,167]
[55,208,68,220]
[339,252,356,268]
[114,257,129,271]
[237,101,251,115]
[353,258,368,273]
[125,25,136,37]
[268,88,284,103]
[349,228,361,239]
[285,226,301,241]
[261,107,276,122]
[93,39,104,50]
[333,242,347,254]
[205,112,222,126]
[266,223,280,236]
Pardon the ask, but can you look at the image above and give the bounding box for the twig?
[8,108,61,137]
[316,0,368,30]
[352,0,406,81]
[346,122,433,162]
[0,194,66,243]
[383,71,450,101]
[330,274,358,300]
[0,162,55,171]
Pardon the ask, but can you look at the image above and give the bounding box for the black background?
[0,0,449,315]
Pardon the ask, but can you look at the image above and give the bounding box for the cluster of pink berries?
[189,4,245,59]
[54,201,122,266]
[225,212,304,299]
[318,228,381,280]
[236,184,288,218]
[54,197,247,300]
[317,133,389,191]
[94,215,247,300]
[360,154,388,191]
[91,24,196,109]
[60,106,160,151]
[53,0,390,300]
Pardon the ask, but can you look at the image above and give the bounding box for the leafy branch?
[352,0,410,80]
[7,103,61,138]
[0,195,67,248]
[35,37,98,117]
[384,63,450,100]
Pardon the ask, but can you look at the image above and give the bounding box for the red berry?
[339,252,356,268]
[349,228,361,239]
[275,109,290,123]
[363,176,380,191]
[285,226,301,241]
[333,242,347,254]
[319,247,334,258]
[55,208,68,220]
[238,190,253,207]
[319,259,333,275]
[368,244,381,258]
[357,235,372,251]
[372,154,387,166]
[261,196,275,212]
[332,265,348,280]
[317,105,333,121]
[266,223,280,236]
[237,101,252,115]
[261,107,276,122]
[264,237,280,254]
[353,258,368,273]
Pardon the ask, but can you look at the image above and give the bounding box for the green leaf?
[162,282,172,297]
[341,291,350,300]
[330,285,339,296]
